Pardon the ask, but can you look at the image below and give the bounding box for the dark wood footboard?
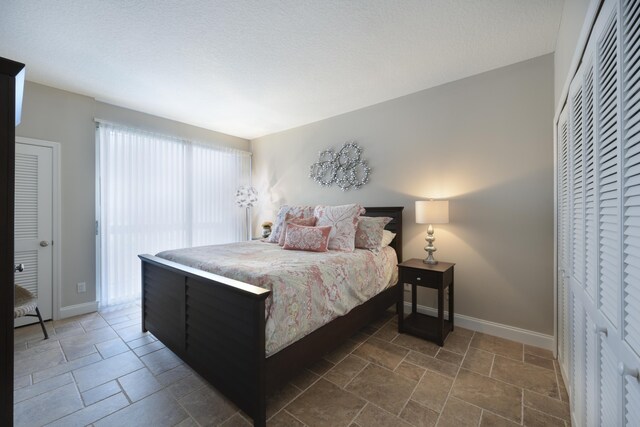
[140,254,271,425]
[139,206,403,426]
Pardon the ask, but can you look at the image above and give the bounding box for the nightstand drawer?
[400,267,438,286]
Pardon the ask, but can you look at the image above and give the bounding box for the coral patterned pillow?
[283,224,332,252]
[268,205,315,243]
[314,204,365,251]
[355,216,392,250]
[279,214,317,245]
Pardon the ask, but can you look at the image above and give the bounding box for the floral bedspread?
[156,241,398,356]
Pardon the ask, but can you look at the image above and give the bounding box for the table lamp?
[415,200,449,264]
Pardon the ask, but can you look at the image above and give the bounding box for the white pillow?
[381,230,396,248]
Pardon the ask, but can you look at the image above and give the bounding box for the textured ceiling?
[0,0,564,139]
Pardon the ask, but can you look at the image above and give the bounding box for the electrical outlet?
[77,282,86,293]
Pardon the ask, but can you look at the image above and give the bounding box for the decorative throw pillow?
[355,216,392,250]
[283,224,332,252]
[314,204,365,251]
[268,205,315,243]
[278,214,317,245]
[381,230,396,248]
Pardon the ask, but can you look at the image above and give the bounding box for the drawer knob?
[618,363,640,381]
[416,277,421,281]
[594,325,608,336]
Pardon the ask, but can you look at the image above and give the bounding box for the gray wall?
[554,0,592,106]
[17,81,249,310]
[252,54,555,335]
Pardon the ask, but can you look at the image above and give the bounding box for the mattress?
[157,240,398,356]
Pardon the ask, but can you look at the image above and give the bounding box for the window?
[96,121,251,306]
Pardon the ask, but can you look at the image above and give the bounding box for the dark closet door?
[0,56,26,427]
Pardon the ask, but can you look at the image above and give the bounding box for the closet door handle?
[593,325,608,336]
[618,363,640,381]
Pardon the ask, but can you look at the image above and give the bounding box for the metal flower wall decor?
[309,141,371,191]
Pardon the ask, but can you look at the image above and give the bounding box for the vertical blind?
[97,122,251,306]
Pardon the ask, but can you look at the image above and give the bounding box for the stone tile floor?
[14,304,571,426]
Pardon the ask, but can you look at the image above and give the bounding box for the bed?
[138,206,403,426]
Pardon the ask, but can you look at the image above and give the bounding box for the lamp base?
[423,224,438,264]
[423,256,438,265]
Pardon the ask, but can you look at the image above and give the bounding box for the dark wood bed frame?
[138,206,403,426]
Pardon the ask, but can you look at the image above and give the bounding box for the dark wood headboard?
[363,206,404,262]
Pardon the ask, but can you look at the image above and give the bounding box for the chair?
[14,284,49,339]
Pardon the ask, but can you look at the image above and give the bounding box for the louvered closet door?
[557,0,640,424]
[569,69,589,423]
[571,295,586,426]
[556,0,640,425]
[582,38,604,427]
[558,106,571,375]
[584,55,599,304]
[594,1,625,425]
[14,142,53,325]
[567,291,575,400]
[570,76,585,290]
[596,0,621,331]
[560,277,572,382]
[562,274,571,376]
[600,337,622,425]
[585,311,599,426]
[621,0,640,423]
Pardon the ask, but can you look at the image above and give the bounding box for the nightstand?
[397,259,455,346]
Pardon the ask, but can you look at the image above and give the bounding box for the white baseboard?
[59,301,99,319]
[404,302,555,351]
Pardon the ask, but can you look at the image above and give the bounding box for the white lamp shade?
[415,200,449,224]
